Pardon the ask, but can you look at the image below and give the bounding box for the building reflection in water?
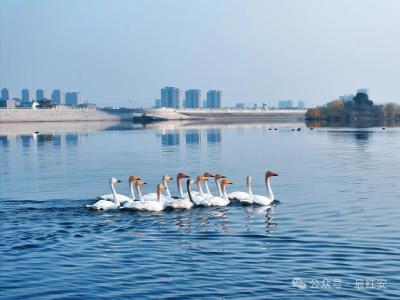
[159,128,222,147]
[0,135,8,147]
[161,131,180,146]
[207,129,222,143]
[0,133,81,149]
[185,129,201,145]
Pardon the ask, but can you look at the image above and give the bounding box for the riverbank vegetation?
[306,91,400,122]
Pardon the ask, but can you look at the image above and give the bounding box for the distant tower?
[297,101,305,109]
[51,89,65,105]
[65,92,80,106]
[184,89,201,108]
[21,89,30,102]
[1,88,10,100]
[161,87,181,108]
[206,90,222,109]
[36,89,45,101]
[154,98,161,108]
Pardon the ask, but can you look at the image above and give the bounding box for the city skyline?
[1,0,399,107]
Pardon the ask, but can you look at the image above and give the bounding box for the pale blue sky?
[1,0,399,107]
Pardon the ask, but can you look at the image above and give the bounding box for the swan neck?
[110,182,120,205]
[265,178,274,200]
[177,179,184,198]
[204,180,211,194]
[221,184,228,200]
[247,180,253,195]
[157,189,162,202]
[136,185,144,202]
[163,179,171,198]
[216,179,222,197]
[187,181,193,203]
[197,181,204,196]
[129,182,136,199]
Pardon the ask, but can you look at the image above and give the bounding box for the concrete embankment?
[134,108,306,122]
[0,108,134,123]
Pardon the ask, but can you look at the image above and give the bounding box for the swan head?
[246,176,253,185]
[135,179,147,187]
[221,179,233,186]
[196,175,207,183]
[128,176,139,183]
[265,171,279,180]
[162,175,174,181]
[177,173,190,180]
[157,183,166,192]
[110,177,122,184]
[203,172,215,178]
[215,174,226,181]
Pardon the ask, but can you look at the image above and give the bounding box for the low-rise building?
[0,99,16,108]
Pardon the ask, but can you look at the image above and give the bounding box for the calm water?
[1,121,399,299]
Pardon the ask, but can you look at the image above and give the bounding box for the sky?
[0,0,399,107]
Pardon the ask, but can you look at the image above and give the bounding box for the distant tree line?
[306,92,400,122]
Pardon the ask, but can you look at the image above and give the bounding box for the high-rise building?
[154,98,161,108]
[206,90,222,109]
[297,101,305,109]
[278,100,293,109]
[51,89,65,105]
[161,87,180,108]
[21,89,30,102]
[65,92,81,106]
[236,102,245,109]
[1,88,10,100]
[184,89,201,108]
[36,89,45,101]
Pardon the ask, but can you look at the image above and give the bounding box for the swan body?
[228,176,253,201]
[142,175,174,201]
[190,175,214,206]
[243,171,278,206]
[96,193,130,204]
[96,175,139,205]
[125,180,167,212]
[87,199,120,211]
[87,178,122,211]
[203,178,232,206]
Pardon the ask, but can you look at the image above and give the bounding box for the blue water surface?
[0,121,399,299]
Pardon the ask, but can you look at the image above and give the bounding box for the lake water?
[1,121,399,299]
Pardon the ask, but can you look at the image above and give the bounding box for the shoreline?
[0,108,135,123]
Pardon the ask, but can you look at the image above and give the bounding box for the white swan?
[175,172,191,199]
[86,177,123,211]
[191,175,213,206]
[246,171,278,205]
[205,178,232,206]
[142,175,173,201]
[121,178,147,210]
[96,175,136,204]
[140,183,167,212]
[202,172,215,196]
[228,176,253,201]
[124,180,166,211]
[214,174,226,197]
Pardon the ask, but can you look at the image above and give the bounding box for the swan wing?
[86,199,118,211]
[208,196,230,206]
[122,200,143,210]
[141,200,164,212]
[96,193,131,204]
[251,195,273,206]
[228,191,251,201]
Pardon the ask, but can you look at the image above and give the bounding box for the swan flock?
[87,171,278,211]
